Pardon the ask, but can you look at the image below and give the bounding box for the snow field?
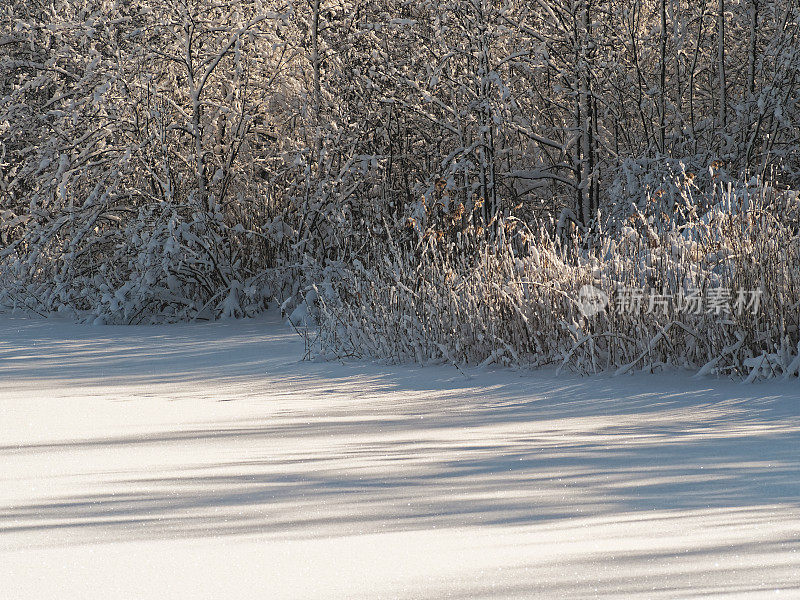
[1,314,799,598]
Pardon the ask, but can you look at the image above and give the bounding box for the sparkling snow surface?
[1,313,799,599]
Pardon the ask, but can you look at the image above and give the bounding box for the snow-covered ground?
[1,313,799,599]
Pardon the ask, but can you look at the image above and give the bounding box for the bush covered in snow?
[3,1,800,379]
[310,179,800,380]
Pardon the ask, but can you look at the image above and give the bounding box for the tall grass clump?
[311,178,800,380]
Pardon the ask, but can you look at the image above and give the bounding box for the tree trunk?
[311,0,323,166]
[659,0,668,153]
[578,0,594,226]
[748,0,759,96]
[718,0,727,129]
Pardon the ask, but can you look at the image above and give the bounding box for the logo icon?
[577,285,609,317]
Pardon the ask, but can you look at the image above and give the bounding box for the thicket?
[2,0,799,376]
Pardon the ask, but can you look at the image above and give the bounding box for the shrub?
[310,179,800,380]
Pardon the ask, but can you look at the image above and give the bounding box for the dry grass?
[312,181,800,380]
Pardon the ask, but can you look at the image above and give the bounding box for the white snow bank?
[1,313,799,599]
